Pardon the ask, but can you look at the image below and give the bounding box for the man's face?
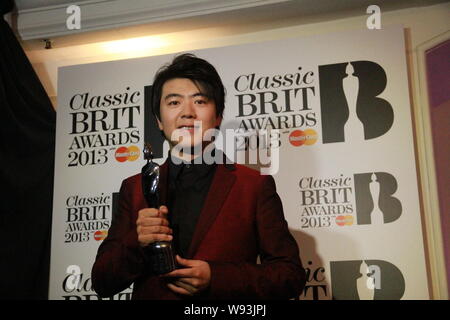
[157,78,222,149]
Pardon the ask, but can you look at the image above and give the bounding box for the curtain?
[0,0,56,299]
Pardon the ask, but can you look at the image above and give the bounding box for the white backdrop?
[50,25,428,299]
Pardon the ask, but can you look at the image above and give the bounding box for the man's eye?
[195,99,207,104]
[168,100,180,106]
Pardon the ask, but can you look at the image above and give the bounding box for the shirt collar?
[168,152,216,181]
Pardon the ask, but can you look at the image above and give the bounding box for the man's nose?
[180,100,196,118]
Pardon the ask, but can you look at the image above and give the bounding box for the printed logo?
[64,193,111,243]
[319,61,394,143]
[231,66,318,154]
[335,215,354,226]
[114,145,140,162]
[298,172,401,229]
[354,172,402,224]
[298,174,354,229]
[93,230,108,241]
[67,87,141,167]
[330,260,405,300]
[289,129,318,147]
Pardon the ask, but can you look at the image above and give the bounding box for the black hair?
[151,53,226,121]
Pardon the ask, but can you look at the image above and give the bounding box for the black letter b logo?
[353,172,402,225]
[319,61,394,143]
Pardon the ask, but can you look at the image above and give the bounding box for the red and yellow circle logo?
[289,129,318,147]
[289,130,306,147]
[115,145,140,162]
[335,215,354,226]
[303,129,318,146]
[94,230,108,241]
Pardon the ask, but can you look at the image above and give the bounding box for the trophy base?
[147,241,177,275]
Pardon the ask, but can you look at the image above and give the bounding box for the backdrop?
[49,26,428,300]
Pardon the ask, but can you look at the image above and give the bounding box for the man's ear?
[215,116,222,128]
[157,117,163,131]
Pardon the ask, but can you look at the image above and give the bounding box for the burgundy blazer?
[92,161,306,299]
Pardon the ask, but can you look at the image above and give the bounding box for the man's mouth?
[177,124,200,130]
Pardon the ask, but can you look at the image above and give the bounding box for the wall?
[23,2,450,298]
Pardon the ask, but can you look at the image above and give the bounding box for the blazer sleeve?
[91,178,146,297]
[207,175,306,299]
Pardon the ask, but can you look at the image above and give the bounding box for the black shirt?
[167,156,216,258]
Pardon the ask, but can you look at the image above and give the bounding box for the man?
[92,53,306,299]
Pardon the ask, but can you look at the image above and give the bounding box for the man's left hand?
[163,255,211,296]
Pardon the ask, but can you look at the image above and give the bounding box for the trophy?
[142,143,177,274]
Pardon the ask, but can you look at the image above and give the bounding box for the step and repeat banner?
[50,26,428,299]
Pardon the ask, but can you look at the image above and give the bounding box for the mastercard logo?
[289,129,318,147]
[335,215,354,226]
[115,145,140,162]
[94,230,108,241]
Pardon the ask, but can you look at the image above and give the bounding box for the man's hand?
[136,205,172,247]
[163,255,211,296]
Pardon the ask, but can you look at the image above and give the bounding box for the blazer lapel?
[187,163,236,258]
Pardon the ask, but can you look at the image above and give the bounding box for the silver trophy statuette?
[142,143,160,207]
[141,143,176,274]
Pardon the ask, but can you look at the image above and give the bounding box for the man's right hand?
[136,205,172,247]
